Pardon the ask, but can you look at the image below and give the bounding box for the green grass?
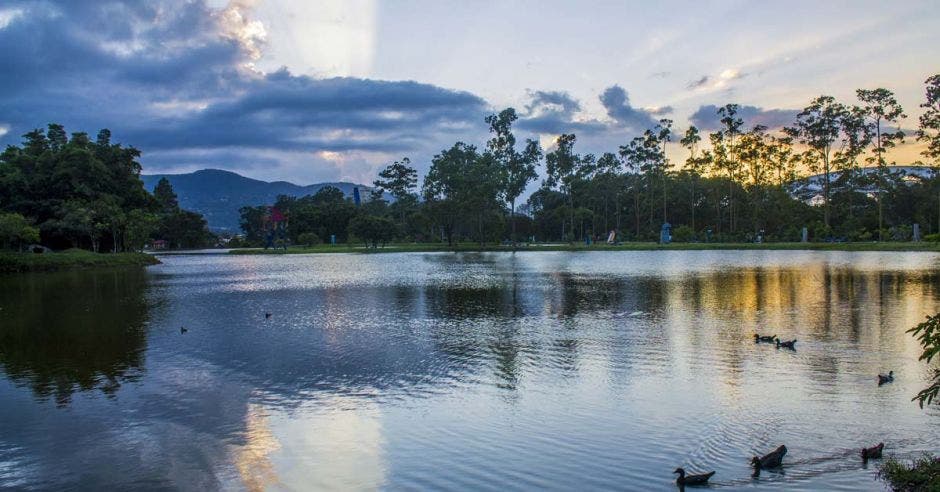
[228,241,940,255]
[0,249,161,273]
[880,454,940,491]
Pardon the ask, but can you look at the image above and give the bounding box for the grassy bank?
[0,249,161,273]
[229,241,940,255]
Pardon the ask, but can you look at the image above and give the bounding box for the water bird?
[180,326,188,334]
[751,445,787,471]
[754,334,777,342]
[775,339,797,349]
[265,312,272,319]
[673,468,715,487]
[878,371,894,385]
[861,442,884,461]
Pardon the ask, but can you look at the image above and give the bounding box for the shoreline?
[227,241,940,255]
[0,250,161,274]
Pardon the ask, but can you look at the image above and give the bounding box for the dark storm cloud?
[598,85,659,131]
[517,86,660,136]
[689,104,798,131]
[0,0,486,172]
[517,90,606,134]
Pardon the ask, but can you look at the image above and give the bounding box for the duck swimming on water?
[862,442,884,461]
[673,468,715,487]
[180,326,188,334]
[754,334,777,342]
[751,445,787,472]
[878,371,894,385]
[775,339,796,349]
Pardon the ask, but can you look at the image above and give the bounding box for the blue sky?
[1,0,937,185]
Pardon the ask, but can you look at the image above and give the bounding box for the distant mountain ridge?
[141,169,383,232]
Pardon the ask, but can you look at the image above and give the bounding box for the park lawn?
[0,249,160,273]
[229,241,940,255]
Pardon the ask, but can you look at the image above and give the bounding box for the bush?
[0,212,40,250]
[671,225,694,242]
[924,233,940,243]
[297,232,321,248]
[879,453,940,491]
[348,215,396,248]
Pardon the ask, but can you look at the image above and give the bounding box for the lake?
[1,250,939,491]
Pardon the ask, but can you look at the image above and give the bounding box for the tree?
[545,134,587,241]
[348,215,396,248]
[908,313,940,407]
[485,108,542,247]
[374,157,418,229]
[0,212,39,250]
[124,210,158,252]
[153,177,179,213]
[656,118,673,222]
[423,142,499,246]
[857,88,906,240]
[680,126,702,231]
[785,96,848,229]
[917,74,940,164]
[718,104,743,231]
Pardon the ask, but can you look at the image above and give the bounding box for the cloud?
[0,0,486,182]
[598,85,659,131]
[687,69,748,92]
[517,90,607,135]
[687,75,709,90]
[647,106,674,116]
[689,104,798,131]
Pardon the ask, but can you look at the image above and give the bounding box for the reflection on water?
[2,251,940,491]
[0,269,150,406]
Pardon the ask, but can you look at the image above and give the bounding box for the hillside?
[141,169,382,232]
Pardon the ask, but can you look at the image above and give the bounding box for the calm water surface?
[2,251,940,491]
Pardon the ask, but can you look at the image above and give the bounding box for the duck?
[754,334,777,343]
[861,442,884,461]
[775,339,796,349]
[265,312,272,319]
[673,468,715,487]
[877,371,894,385]
[751,445,787,471]
[180,326,188,334]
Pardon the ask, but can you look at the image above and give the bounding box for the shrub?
[879,453,940,491]
[671,225,694,242]
[297,232,321,248]
[0,212,40,250]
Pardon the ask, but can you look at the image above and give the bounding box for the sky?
[0,0,938,186]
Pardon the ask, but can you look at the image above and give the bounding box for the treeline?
[240,74,940,246]
[0,126,212,251]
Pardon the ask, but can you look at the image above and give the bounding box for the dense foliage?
[908,313,940,408]
[880,453,940,491]
[237,75,940,246]
[0,125,211,251]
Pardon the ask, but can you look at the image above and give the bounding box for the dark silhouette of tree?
[486,108,541,247]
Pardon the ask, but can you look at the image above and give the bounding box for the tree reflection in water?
[0,269,151,406]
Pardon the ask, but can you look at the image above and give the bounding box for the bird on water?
[673,467,715,487]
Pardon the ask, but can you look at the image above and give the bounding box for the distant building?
[790,165,938,206]
[151,239,168,250]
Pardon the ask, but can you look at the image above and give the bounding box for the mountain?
[141,169,382,232]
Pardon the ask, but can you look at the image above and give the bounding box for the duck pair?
[878,371,894,385]
[674,445,787,487]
